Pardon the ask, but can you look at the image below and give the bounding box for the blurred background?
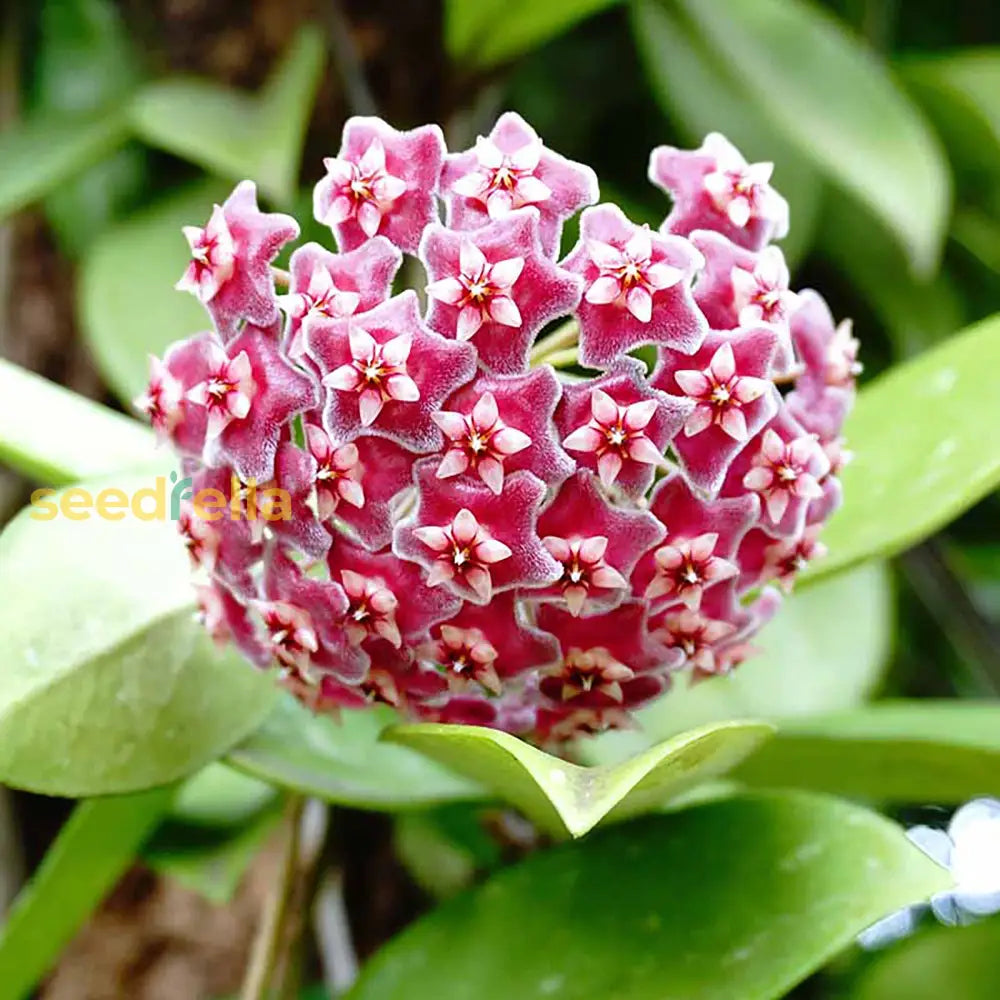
[2,0,1000,995]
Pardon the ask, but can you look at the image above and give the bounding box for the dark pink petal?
[441,112,598,257]
[420,208,582,374]
[561,203,707,368]
[308,291,477,453]
[202,321,319,483]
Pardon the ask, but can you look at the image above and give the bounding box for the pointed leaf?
[0,107,130,222]
[0,787,174,1000]
[226,693,482,810]
[79,178,232,404]
[128,27,324,203]
[736,700,1000,802]
[677,0,950,274]
[805,313,1000,581]
[0,476,276,796]
[0,358,158,485]
[346,792,950,1000]
[385,719,774,838]
[446,0,620,69]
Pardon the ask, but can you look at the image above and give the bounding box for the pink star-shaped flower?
[313,117,445,252]
[279,237,402,360]
[421,208,582,373]
[630,472,758,612]
[440,367,574,490]
[689,231,797,374]
[270,439,336,560]
[736,425,828,533]
[396,460,561,604]
[327,536,461,644]
[432,389,531,495]
[191,322,318,484]
[195,580,268,663]
[533,470,665,616]
[441,111,598,257]
[556,358,693,496]
[176,181,298,340]
[308,291,477,453]
[649,133,789,251]
[650,607,736,676]
[654,329,780,495]
[422,593,560,695]
[562,204,707,368]
[260,546,367,683]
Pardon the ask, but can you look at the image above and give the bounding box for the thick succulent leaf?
[676,0,950,274]
[854,919,1000,1000]
[169,762,277,828]
[0,477,276,796]
[226,694,482,810]
[346,792,950,1000]
[805,313,1000,580]
[0,787,174,1000]
[736,700,1000,802]
[128,26,324,203]
[385,719,774,838]
[446,0,620,69]
[0,107,129,222]
[586,562,891,764]
[79,179,232,404]
[0,358,159,485]
[631,0,821,268]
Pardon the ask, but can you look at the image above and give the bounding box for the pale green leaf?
[226,693,482,810]
[446,0,620,69]
[0,108,130,222]
[805,313,1000,581]
[736,700,1000,802]
[586,562,891,764]
[854,919,1000,1000]
[128,27,324,203]
[0,358,159,485]
[347,792,950,1000]
[170,762,277,828]
[385,719,774,838]
[79,178,232,404]
[0,477,277,796]
[0,787,174,1000]
[631,0,822,268]
[676,0,950,274]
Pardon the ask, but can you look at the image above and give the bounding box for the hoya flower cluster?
[138,113,858,743]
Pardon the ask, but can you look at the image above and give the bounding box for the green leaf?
[128,26,324,203]
[854,919,1000,1000]
[585,562,892,764]
[0,358,159,485]
[676,0,951,274]
[145,801,281,905]
[901,51,1000,183]
[29,0,149,256]
[170,762,277,828]
[346,792,950,1000]
[631,0,822,269]
[0,476,276,796]
[0,787,174,1000]
[446,0,620,69]
[805,313,1000,581]
[0,108,130,222]
[385,719,774,838]
[227,693,482,810]
[953,208,1000,276]
[79,178,233,404]
[735,700,1000,802]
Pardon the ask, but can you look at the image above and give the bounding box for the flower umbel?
[141,114,856,743]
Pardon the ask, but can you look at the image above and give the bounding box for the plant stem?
[537,347,580,370]
[529,320,579,365]
[241,795,306,1000]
